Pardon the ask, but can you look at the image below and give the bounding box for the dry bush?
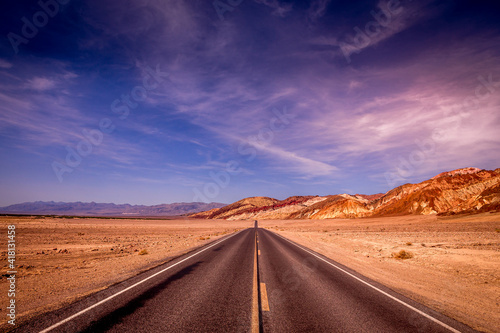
[138,249,148,255]
[392,250,414,260]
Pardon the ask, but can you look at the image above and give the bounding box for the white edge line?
[39,229,245,333]
[271,231,462,333]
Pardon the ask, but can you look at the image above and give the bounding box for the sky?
[0,0,499,206]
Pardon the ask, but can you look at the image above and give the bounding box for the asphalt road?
[13,225,478,333]
[257,228,477,333]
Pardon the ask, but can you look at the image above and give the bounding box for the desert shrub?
[392,250,413,259]
[138,249,148,255]
[406,242,413,246]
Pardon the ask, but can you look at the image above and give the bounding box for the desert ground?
[1,214,499,332]
[259,213,500,333]
[0,216,252,331]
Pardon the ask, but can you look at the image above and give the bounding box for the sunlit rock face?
[191,168,500,220]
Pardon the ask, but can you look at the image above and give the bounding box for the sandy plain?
[0,213,499,332]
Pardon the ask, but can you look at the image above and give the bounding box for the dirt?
[259,213,500,333]
[0,216,252,330]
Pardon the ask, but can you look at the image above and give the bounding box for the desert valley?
[1,167,499,332]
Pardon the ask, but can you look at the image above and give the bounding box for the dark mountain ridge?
[0,201,226,217]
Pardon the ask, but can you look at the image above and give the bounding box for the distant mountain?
[0,201,226,217]
[191,167,500,220]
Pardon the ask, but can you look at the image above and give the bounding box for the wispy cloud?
[308,0,332,21]
[0,59,13,69]
[25,77,57,91]
[254,0,293,17]
[257,143,338,177]
[310,0,443,61]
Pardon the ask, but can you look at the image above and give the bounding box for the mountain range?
[190,167,500,220]
[0,201,226,217]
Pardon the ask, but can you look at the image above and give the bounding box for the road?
[14,225,478,333]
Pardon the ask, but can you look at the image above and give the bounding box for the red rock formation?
[190,168,500,220]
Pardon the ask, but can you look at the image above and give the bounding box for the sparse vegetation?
[138,249,148,255]
[406,242,412,246]
[392,250,414,260]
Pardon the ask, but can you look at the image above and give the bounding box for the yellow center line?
[260,283,270,311]
[251,231,259,333]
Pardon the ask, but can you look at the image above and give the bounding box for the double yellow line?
[252,226,270,333]
[252,229,260,333]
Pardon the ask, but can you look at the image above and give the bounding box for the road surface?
[14,225,478,333]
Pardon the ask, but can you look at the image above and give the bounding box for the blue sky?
[0,0,499,206]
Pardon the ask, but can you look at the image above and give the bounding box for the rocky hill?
[288,194,374,219]
[372,168,500,216]
[190,196,280,219]
[190,167,500,220]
